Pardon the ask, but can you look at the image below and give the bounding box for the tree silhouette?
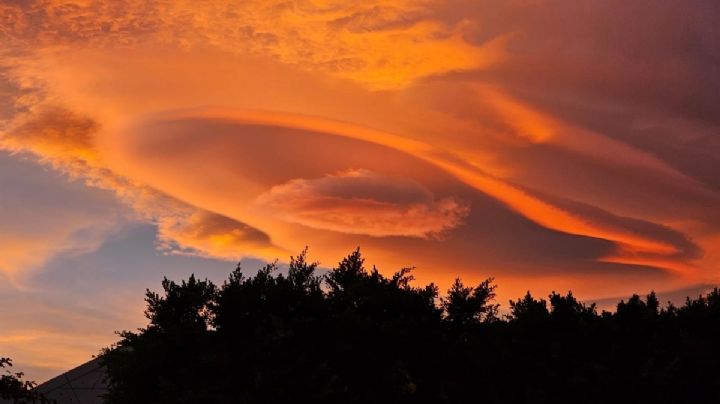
[101,249,720,404]
[0,358,52,403]
[508,291,549,324]
[442,277,499,327]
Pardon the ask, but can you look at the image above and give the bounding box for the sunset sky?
[1,0,720,381]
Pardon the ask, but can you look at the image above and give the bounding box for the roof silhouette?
[35,358,106,404]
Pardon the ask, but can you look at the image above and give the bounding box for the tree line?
[90,249,720,403]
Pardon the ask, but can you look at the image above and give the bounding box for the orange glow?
[1,0,719,381]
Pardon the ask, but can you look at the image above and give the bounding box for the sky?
[1,0,719,381]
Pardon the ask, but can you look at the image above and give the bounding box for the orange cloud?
[1,0,505,89]
[0,0,717,296]
[256,169,470,237]
[156,210,286,260]
[95,109,699,278]
[1,107,101,173]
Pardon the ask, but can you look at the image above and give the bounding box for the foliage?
[102,249,720,404]
[0,358,52,403]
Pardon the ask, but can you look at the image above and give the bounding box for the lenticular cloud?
[256,169,470,238]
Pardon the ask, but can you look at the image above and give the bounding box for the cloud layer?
[1,0,719,303]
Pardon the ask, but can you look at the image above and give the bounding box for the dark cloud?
[435,0,720,194]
